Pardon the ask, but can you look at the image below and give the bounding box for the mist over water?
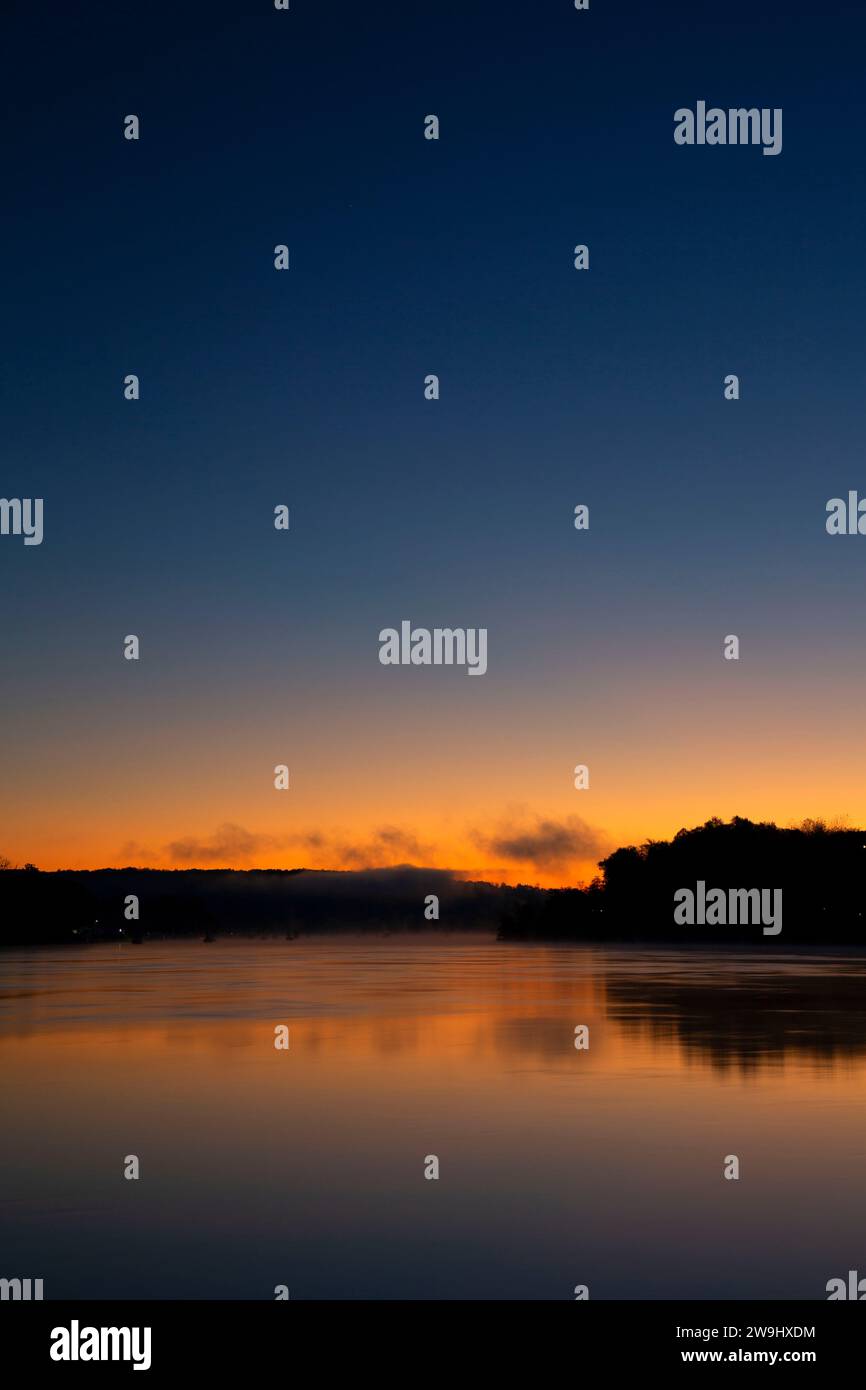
[1,936,863,1299]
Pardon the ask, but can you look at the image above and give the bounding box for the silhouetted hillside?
[3,818,866,947]
[0,865,524,947]
[499,817,866,944]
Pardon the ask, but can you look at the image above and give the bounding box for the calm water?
[1,936,864,1300]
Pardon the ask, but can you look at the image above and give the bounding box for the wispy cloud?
[120,816,606,878]
[330,826,433,868]
[471,814,609,871]
[125,822,435,869]
[117,839,158,864]
[166,823,286,864]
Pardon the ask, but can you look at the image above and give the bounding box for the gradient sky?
[3,0,866,884]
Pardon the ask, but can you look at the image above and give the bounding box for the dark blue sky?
[4,0,866,876]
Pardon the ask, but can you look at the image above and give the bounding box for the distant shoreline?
[3,818,866,947]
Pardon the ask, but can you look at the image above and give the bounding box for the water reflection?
[1,937,864,1299]
[604,949,866,1072]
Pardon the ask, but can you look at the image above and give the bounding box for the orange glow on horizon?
[5,656,866,885]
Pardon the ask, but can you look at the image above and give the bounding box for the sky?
[3,0,866,885]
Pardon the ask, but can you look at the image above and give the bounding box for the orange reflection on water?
[3,938,866,1299]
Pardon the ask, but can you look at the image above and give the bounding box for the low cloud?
[331,826,433,868]
[117,839,158,864]
[123,817,604,877]
[166,823,287,864]
[149,823,433,869]
[471,815,609,871]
